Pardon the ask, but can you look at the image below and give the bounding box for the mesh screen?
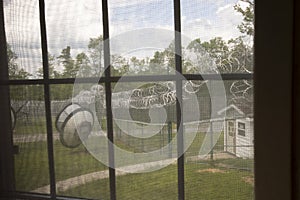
[181,0,253,74]
[184,80,254,200]
[108,0,175,76]
[45,0,104,78]
[11,85,50,193]
[50,84,110,199]
[4,0,42,79]
[4,0,254,199]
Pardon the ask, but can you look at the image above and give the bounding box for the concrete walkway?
[185,152,236,162]
[31,152,234,194]
[32,170,126,193]
[13,131,106,143]
[32,158,177,193]
[13,133,59,143]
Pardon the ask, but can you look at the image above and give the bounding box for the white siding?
[236,119,254,158]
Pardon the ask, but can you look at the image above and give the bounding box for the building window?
[238,122,246,136]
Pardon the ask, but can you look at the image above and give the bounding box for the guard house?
[218,99,254,158]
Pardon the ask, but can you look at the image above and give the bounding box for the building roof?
[218,98,253,118]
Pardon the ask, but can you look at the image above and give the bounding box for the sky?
[3,0,247,77]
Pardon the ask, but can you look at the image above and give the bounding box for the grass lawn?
[14,140,107,192]
[14,118,47,135]
[13,116,58,135]
[114,129,177,153]
[61,162,254,200]
[13,119,254,199]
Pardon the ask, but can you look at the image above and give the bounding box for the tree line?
[8,0,253,101]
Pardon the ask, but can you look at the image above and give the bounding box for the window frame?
[254,0,294,199]
[0,0,297,200]
[237,121,246,137]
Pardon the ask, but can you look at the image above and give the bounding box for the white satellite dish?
[55,103,94,148]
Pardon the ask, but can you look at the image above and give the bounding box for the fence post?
[127,120,130,146]
[162,124,165,146]
[119,120,122,139]
[141,123,144,152]
[168,121,172,158]
[210,121,214,160]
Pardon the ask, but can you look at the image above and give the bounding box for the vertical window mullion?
[173,0,184,199]
[102,0,116,200]
[38,0,56,199]
[255,0,293,199]
[0,0,15,194]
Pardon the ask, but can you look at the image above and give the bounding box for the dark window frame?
[0,0,297,200]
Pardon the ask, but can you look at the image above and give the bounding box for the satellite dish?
[11,107,16,130]
[55,103,94,148]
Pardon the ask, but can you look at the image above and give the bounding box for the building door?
[227,120,236,155]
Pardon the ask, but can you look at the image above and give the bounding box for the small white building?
[218,101,254,158]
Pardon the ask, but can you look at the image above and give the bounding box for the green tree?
[49,46,76,100]
[186,38,201,52]
[224,0,254,73]
[130,56,139,71]
[149,51,165,73]
[163,41,175,74]
[88,36,103,76]
[111,54,130,76]
[185,37,230,73]
[234,0,254,37]
[57,46,76,78]
[37,53,61,78]
[7,44,31,79]
[201,37,229,59]
[75,52,91,77]
[129,56,148,74]
[228,36,253,73]
[184,0,254,74]
[7,44,34,105]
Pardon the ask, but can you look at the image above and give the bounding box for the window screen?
[2,0,254,199]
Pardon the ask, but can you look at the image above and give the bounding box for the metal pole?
[162,124,165,146]
[210,121,214,161]
[168,121,172,158]
[141,124,144,152]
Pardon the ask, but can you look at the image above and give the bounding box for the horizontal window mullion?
[4,191,94,200]
[5,73,253,86]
